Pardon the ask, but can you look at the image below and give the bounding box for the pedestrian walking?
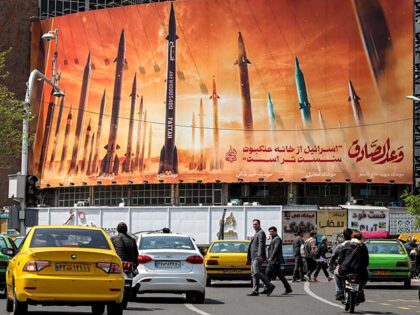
[262,226,293,295]
[304,231,317,281]
[292,230,305,282]
[247,219,275,296]
[313,236,333,282]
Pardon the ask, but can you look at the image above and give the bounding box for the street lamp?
[18,28,65,233]
[406,95,420,102]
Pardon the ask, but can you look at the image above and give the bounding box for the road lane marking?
[304,282,375,315]
[398,307,412,310]
[303,281,342,309]
[185,303,212,315]
[380,303,391,306]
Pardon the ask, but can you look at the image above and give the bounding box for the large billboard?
[31,0,413,188]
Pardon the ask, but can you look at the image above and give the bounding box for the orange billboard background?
[31,0,413,188]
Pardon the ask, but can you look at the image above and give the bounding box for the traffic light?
[26,175,39,206]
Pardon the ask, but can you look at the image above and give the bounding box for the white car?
[132,233,206,303]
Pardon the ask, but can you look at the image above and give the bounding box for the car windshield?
[283,245,293,255]
[366,241,405,255]
[139,236,194,250]
[210,242,248,253]
[30,228,110,249]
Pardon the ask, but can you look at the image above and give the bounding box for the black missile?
[92,90,106,174]
[59,106,73,173]
[134,96,144,171]
[101,30,126,175]
[123,73,138,173]
[80,118,92,172]
[38,92,57,177]
[49,96,65,170]
[158,3,179,175]
[86,132,95,176]
[235,32,253,133]
[68,52,91,174]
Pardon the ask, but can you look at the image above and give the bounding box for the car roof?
[139,233,191,237]
[32,225,104,231]
[365,239,400,242]
[211,240,249,243]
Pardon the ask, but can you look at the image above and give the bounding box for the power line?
[39,99,411,132]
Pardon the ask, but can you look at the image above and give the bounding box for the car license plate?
[375,270,391,276]
[345,283,359,291]
[55,263,91,272]
[155,261,181,269]
[223,269,243,273]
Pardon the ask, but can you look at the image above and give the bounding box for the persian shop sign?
[347,209,389,232]
[31,0,412,187]
[282,211,316,244]
[317,211,347,240]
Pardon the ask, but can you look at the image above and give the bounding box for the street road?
[0,279,418,314]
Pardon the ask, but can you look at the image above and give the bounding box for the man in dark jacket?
[261,226,292,295]
[247,219,275,296]
[111,222,139,268]
[336,231,369,302]
[292,231,305,282]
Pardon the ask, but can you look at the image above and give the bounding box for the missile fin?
[234,60,239,66]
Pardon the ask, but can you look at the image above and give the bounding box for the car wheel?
[13,286,27,315]
[107,302,123,315]
[186,291,205,304]
[206,277,211,287]
[404,278,411,289]
[91,304,105,315]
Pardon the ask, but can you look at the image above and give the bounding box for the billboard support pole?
[19,69,64,234]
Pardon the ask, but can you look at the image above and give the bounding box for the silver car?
[133,233,207,303]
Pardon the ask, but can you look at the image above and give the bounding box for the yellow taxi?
[204,240,250,286]
[2,225,124,315]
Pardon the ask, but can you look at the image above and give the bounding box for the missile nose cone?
[295,57,300,69]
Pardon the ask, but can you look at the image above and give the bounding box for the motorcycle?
[342,274,360,313]
[122,261,138,309]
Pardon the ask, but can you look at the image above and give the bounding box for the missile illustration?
[92,90,106,174]
[352,0,392,83]
[267,93,276,131]
[189,112,196,170]
[348,80,364,125]
[158,3,179,175]
[134,96,144,172]
[210,76,222,170]
[147,124,152,160]
[49,96,65,169]
[197,99,205,171]
[318,109,326,130]
[86,132,95,176]
[59,106,73,173]
[235,32,253,134]
[295,57,312,128]
[139,110,147,171]
[38,92,57,176]
[101,30,126,175]
[122,74,138,173]
[80,118,92,172]
[68,52,91,174]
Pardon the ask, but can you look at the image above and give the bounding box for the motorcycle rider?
[335,230,369,303]
[111,222,139,268]
[330,228,352,300]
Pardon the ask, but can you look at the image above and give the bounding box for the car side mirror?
[1,247,15,257]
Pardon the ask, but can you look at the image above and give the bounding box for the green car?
[0,234,18,291]
[365,239,412,288]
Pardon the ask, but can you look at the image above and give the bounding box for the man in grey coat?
[247,219,275,296]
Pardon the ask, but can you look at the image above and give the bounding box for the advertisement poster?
[31,0,413,187]
[347,208,389,232]
[317,210,347,242]
[282,211,316,244]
